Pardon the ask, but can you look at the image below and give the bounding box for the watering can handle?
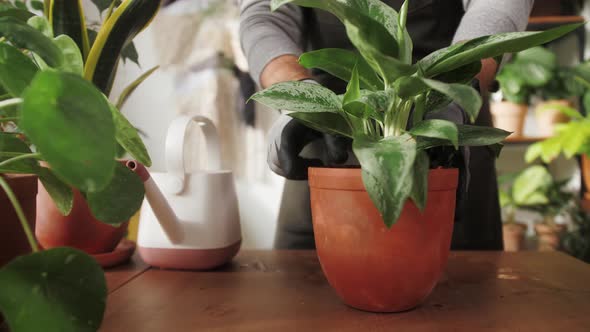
[165,115,222,193]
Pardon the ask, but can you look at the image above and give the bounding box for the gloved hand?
[267,114,350,180]
[425,100,471,224]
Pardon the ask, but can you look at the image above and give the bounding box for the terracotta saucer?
[92,239,136,269]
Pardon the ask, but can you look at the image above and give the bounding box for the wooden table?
[102,251,590,331]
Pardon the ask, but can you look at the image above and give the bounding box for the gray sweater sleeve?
[453,0,534,42]
[239,0,305,86]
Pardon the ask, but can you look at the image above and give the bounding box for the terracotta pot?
[490,101,528,137]
[534,222,566,252]
[534,100,571,137]
[35,182,128,254]
[309,167,458,313]
[0,174,37,267]
[502,222,527,252]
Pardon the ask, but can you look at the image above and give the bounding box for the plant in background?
[251,0,581,227]
[562,207,590,263]
[500,166,574,223]
[0,0,159,331]
[496,46,557,104]
[526,102,590,163]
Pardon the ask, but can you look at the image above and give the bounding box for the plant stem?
[0,153,41,169]
[0,98,23,110]
[0,175,39,252]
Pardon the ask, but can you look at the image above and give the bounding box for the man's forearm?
[260,55,312,88]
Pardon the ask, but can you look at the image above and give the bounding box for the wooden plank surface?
[101,251,590,332]
[105,254,149,294]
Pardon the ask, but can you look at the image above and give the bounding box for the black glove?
[267,114,349,180]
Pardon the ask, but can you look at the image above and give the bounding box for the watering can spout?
[126,160,184,244]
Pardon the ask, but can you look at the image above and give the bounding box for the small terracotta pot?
[309,167,458,313]
[534,100,571,137]
[35,182,128,254]
[490,101,528,137]
[502,222,527,252]
[0,174,37,267]
[534,222,566,252]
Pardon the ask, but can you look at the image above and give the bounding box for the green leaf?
[0,16,63,67]
[397,77,482,122]
[120,41,138,65]
[353,133,417,227]
[27,15,52,38]
[299,48,383,91]
[31,0,45,11]
[421,78,482,123]
[86,162,145,225]
[272,0,414,84]
[14,1,27,10]
[409,150,429,211]
[289,112,352,138]
[0,42,39,97]
[343,64,361,105]
[110,103,152,167]
[84,0,160,95]
[251,81,342,113]
[416,124,510,150]
[410,119,458,149]
[0,133,39,174]
[38,167,73,215]
[0,248,107,332]
[420,23,583,78]
[21,71,116,192]
[536,102,583,120]
[53,35,84,75]
[344,17,416,83]
[116,65,158,109]
[512,165,552,206]
[49,0,90,59]
[0,8,35,22]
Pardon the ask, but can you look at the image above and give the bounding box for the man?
[240,0,534,250]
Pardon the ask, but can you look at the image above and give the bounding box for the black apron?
[275,0,504,251]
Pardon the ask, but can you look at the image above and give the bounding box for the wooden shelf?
[503,136,549,144]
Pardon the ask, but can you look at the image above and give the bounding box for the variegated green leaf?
[251,81,342,113]
[84,0,160,95]
[49,0,90,59]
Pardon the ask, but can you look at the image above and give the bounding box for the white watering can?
[127,115,241,270]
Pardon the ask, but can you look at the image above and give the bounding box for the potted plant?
[534,56,590,136]
[251,0,579,312]
[0,0,156,330]
[562,205,590,263]
[499,166,572,252]
[526,97,590,197]
[25,0,159,255]
[497,170,540,252]
[492,47,556,137]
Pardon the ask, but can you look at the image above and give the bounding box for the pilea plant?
[496,46,556,104]
[251,0,582,227]
[0,0,159,331]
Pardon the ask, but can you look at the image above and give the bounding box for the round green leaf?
[0,16,63,67]
[0,42,39,97]
[21,70,116,192]
[86,162,145,225]
[0,248,107,332]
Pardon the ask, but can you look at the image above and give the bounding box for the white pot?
[490,101,528,138]
[534,99,572,137]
